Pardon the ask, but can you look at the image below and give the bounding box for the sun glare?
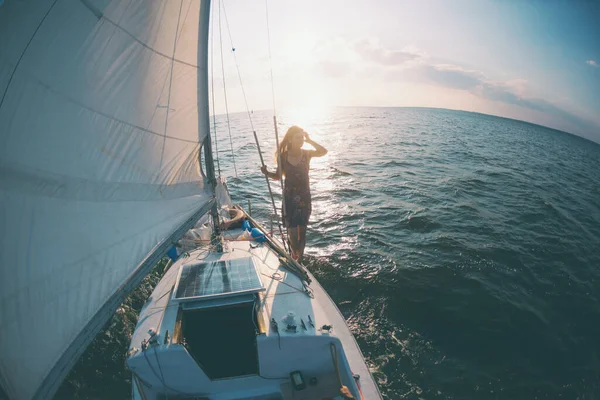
[277,105,331,148]
[282,105,330,128]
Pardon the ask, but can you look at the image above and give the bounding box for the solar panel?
[173,257,264,301]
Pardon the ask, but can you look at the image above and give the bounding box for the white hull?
[127,212,382,400]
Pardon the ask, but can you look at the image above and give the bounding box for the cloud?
[354,38,422,66]
[401,63,596,132]
[587,60,598,67]
[473,83,590,129]
[315,60,352,77]
[304,37,598,136]
[421,64,485,90]
[309,37,363,78]
[502,79,529,97]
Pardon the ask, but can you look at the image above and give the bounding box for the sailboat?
[0,0,382,399]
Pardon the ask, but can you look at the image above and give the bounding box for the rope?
[259,272,312,297]
[218,0,237,177]
[210,4,221,176]
[132,373,149,400]
[330,343,356,399]
[142,347,198,397]
[330,343,343,389]
[153,347,168,398]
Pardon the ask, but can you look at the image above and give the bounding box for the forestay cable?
[264,0,289,251]
[221,0,289,252]
[218,0,238,177]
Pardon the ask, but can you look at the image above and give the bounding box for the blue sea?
[57,107,600,399]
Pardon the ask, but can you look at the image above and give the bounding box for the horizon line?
[209,105,600,146]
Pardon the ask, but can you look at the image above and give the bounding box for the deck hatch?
[173,257,264,301]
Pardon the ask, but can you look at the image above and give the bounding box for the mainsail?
[0,0,213,398]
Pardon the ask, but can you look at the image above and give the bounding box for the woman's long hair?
[274,125,303,166]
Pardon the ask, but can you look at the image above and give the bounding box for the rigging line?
[132,373,149,400]
[263,0,289,252]
[264,0,277,116]
[221,0,255,131]
[153,347,167,385]
[221,0,288,251]
[153,347,168,400]
[253,131,289,252]
[210,2,221,176]
[218,0,238,178]
[259,272,310,296]
[142,348,197,397]
[231,244,312,297]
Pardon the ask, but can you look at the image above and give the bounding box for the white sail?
[0,0,213,398]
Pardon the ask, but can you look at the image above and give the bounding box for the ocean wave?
[329,166,353,177]
[380,159,414,167]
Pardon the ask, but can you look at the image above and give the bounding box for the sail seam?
[8,68,200,144]
[78,0,202,69]
[0,0,61,114]
[0,163,206,201]
[158,0,185,174]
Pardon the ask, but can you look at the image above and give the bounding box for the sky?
[208,0,600,142]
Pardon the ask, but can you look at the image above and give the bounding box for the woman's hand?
[262,165,281,180]
[304,133,328,158]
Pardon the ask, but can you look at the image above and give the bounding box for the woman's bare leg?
[297,226,307,260]
[287,227,300,260]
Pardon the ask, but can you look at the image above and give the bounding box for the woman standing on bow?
[261,125,328,261]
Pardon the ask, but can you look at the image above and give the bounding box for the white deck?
[127,229,382,399]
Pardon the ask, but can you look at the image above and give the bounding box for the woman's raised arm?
[304,132,327,157]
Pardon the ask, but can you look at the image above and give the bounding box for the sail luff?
[200,0,215,183]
